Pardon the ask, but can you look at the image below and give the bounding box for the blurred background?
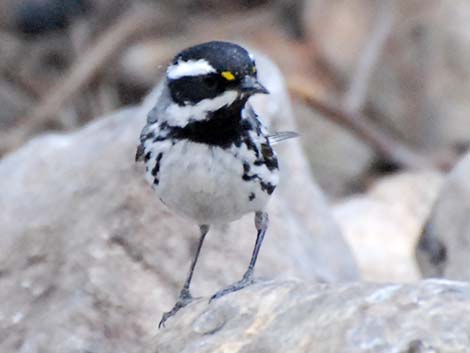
[2,0,468,197]
[2,0,470,350]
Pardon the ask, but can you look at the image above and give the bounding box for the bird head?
[166,41,269,109]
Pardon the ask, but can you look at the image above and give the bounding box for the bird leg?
[159,224,209,328]
[210,211,268,302]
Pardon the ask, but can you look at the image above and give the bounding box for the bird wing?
[136,107,159,162]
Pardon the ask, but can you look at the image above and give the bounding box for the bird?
[136,41,297,328]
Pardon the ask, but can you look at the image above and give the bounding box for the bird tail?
[267,131,299,145]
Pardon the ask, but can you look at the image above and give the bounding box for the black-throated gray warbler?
[136,41,297,327]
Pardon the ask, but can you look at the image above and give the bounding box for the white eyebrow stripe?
[167,59,216,79]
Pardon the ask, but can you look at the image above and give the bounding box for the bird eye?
[203,76,217,89]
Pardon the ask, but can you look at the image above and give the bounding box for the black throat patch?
[167,99,247,148]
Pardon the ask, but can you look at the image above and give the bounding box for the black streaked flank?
[260,181,275,195]
[242,173,258,182]
[260,143,279,171]
[243,161,250,172]
[144,151,151,162]
[152,152,163,184]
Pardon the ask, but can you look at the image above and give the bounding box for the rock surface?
[0,53,357,352]
[334,171,444,282]
[154,278,470,353]
[416,151,470,281]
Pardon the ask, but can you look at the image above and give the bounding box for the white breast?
[146,140,277,225]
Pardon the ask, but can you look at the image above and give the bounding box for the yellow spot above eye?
[221,71,236,81]
[252,66,257,73]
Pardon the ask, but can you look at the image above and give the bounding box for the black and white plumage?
[136,41,296,327]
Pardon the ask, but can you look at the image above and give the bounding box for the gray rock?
[416,152,470,281]
[154,278,470,353]
[0,52,357,352]
[334,171,443,282]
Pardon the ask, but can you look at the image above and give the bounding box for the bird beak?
[239,76,269,95]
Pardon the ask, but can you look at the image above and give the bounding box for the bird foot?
[210,273,255,302]
[159,291,193,328]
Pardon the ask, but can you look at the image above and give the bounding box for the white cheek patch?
[165,90,238,127]
[167,59,216,79]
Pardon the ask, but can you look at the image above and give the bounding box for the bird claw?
[158,292,193,329]
[209,274,255,302]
